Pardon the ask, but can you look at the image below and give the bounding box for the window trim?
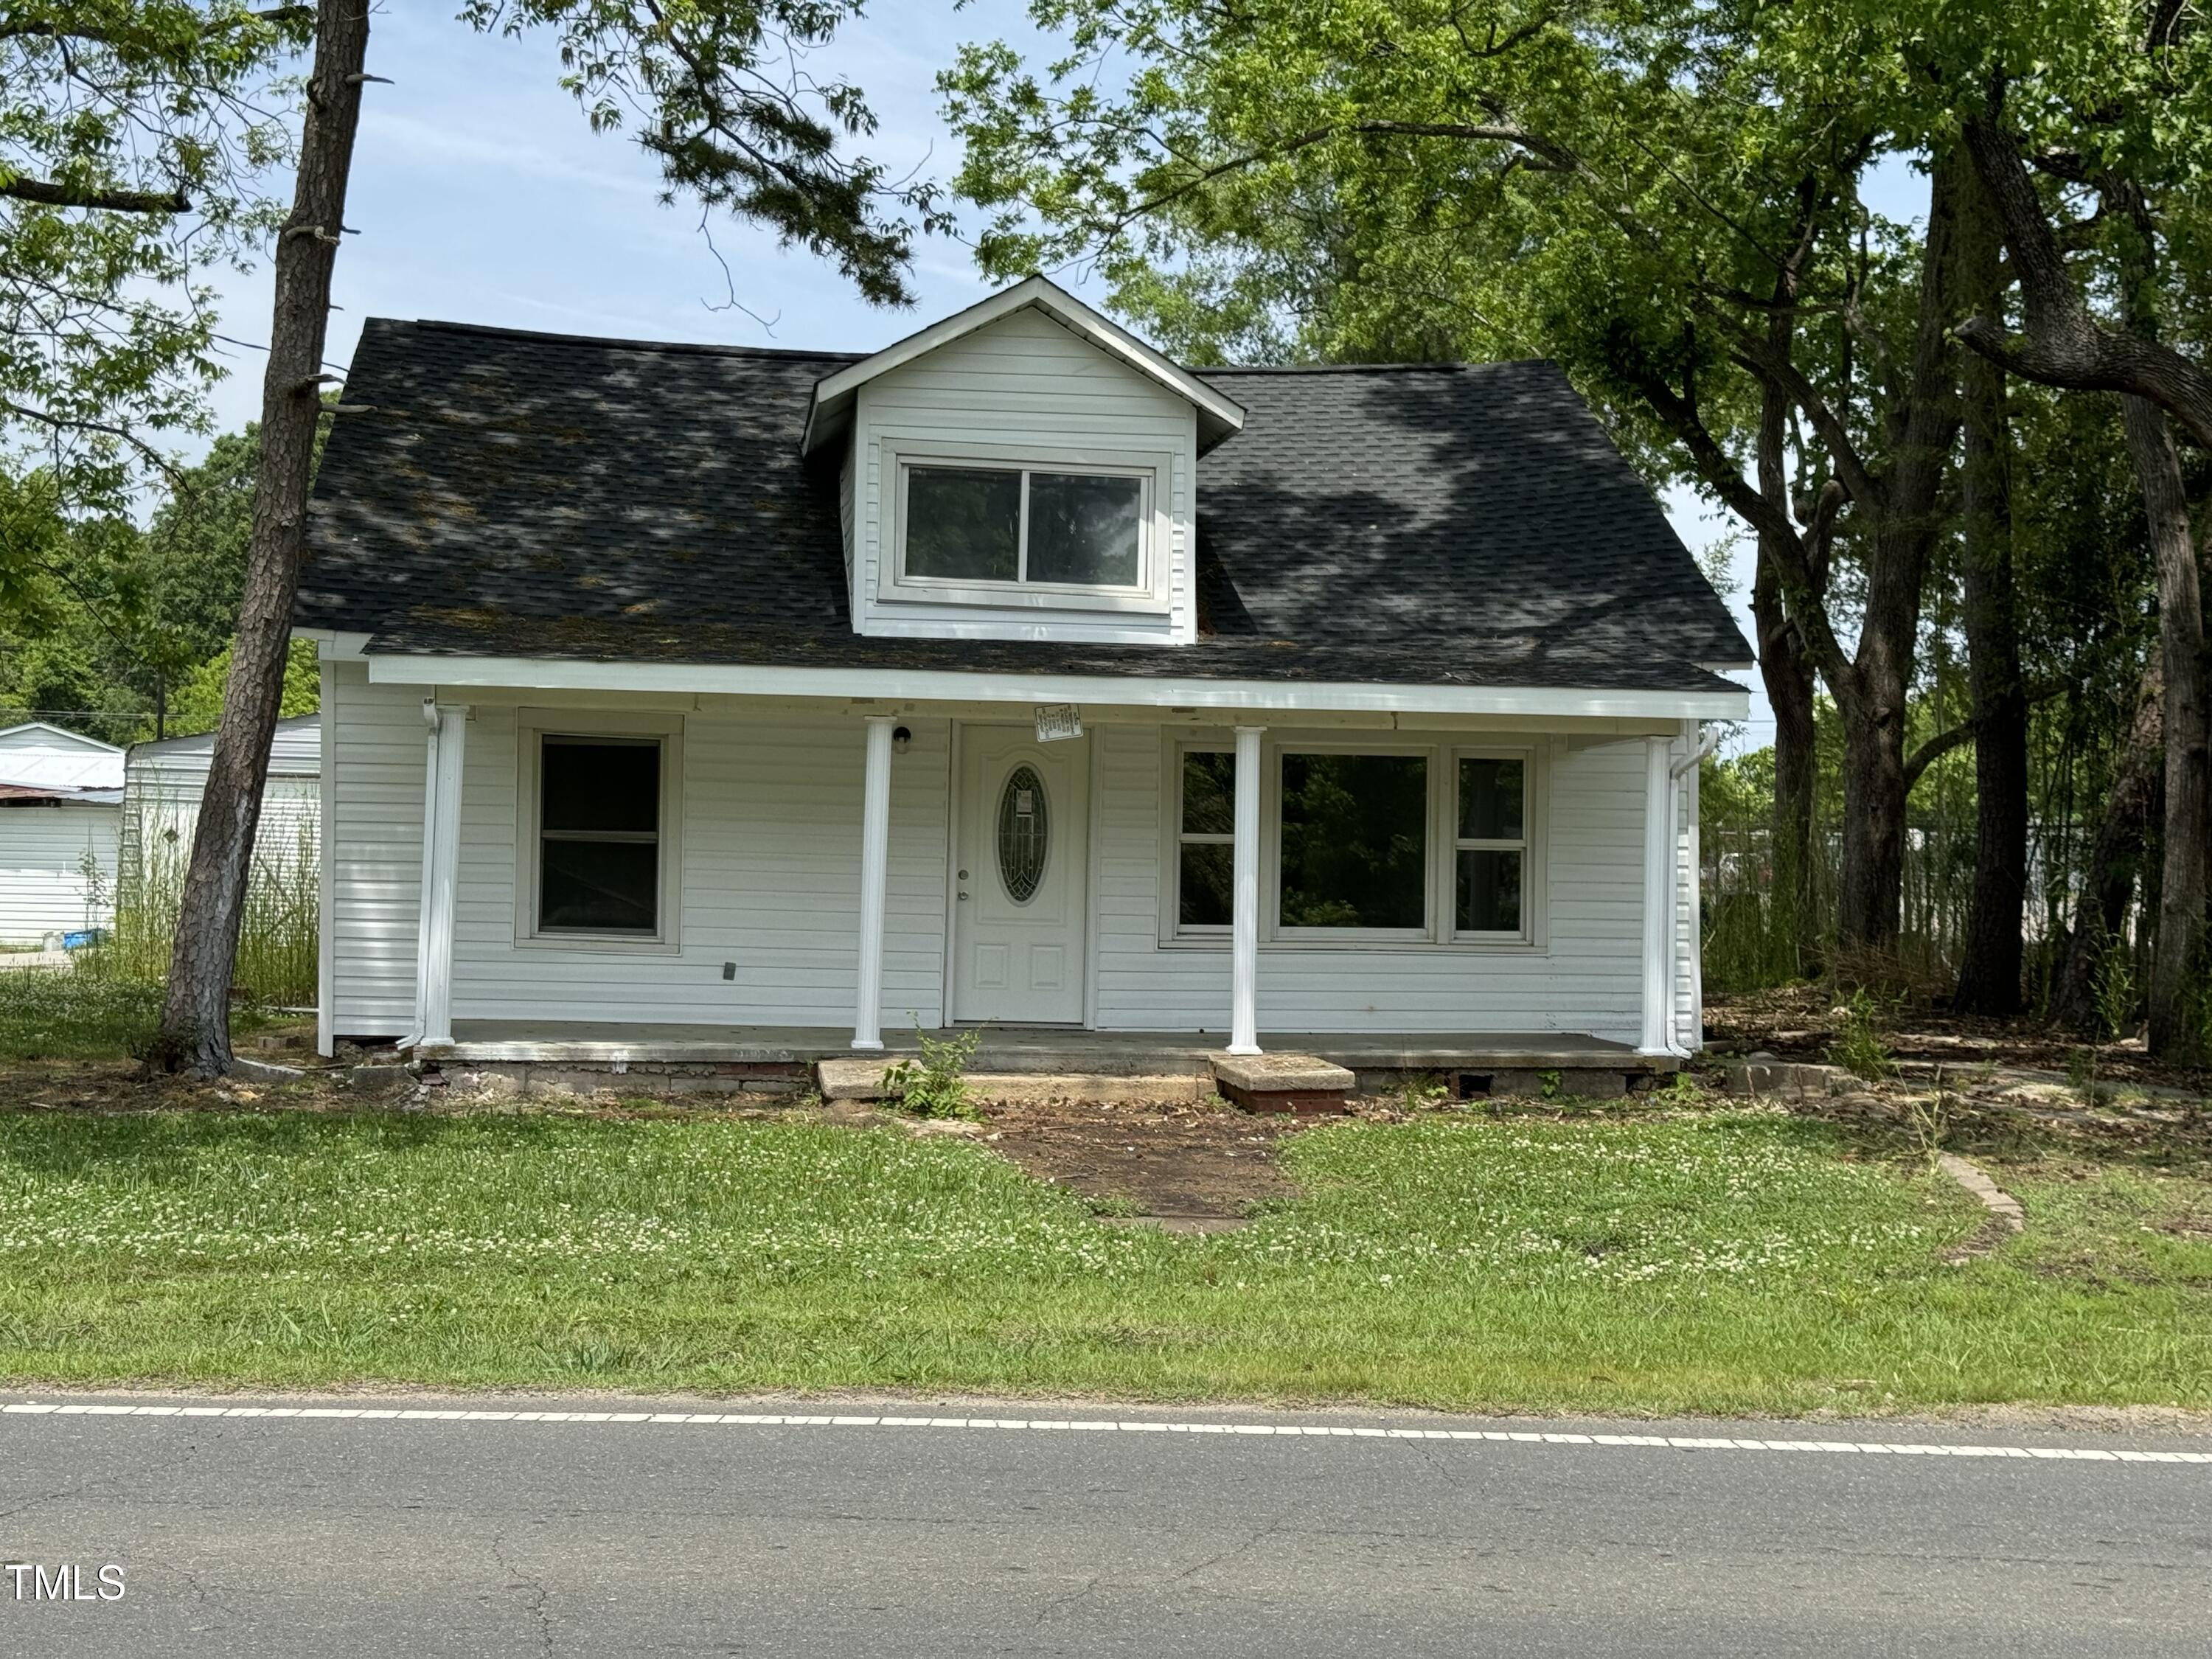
[1158,731,1546,951]
[879,437,1173,613]
[513,709,684,954]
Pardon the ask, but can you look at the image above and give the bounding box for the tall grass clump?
[102,803,319,1008]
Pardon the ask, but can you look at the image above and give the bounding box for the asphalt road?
[1,1395,2206,1657]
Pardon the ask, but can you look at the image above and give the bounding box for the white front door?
[953,725,1089,1024]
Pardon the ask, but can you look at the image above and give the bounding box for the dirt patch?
[977,1095,1302,1225]
[0,1057,378,1113]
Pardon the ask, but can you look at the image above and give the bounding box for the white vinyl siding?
[0,804,118,945]
[325,685,1698,1046]
[849,306,1198,644]
[448,706,949,1027]
[325,663,430,1034]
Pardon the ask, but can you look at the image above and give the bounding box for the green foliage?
[0,3,305,521]
[1395,1073,1449,1111]
[2093,942,2138,1048]
[161,638,321,739]
[1826,990,1895,1083]
[0,424,294,742]
[880,1024,984,1119]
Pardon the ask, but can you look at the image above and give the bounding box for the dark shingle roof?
[298,318,1747,692]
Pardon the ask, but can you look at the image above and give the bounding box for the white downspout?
[401,698,467,1052]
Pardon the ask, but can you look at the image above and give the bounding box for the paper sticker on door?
[997,765,1048,902]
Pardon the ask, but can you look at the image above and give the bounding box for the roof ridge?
[1195,357,1556,377]
[389,317,867,364]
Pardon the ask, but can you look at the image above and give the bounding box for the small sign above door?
[1034,703,1083,743]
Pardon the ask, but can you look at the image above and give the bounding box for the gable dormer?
[803,277,1244,645]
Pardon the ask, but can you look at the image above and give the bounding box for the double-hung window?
[518,714,683,950]
[1174,749,1237,929]
[1453,756,1528,938]
[888,449,1164,607]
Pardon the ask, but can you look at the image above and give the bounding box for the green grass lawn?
[1,1104,2205,1415]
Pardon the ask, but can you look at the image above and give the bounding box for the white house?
[0,723,124,946]
[296,278,1749,1084]
[122,713,323,884]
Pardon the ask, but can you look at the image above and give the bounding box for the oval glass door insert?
[997,765,1048,903]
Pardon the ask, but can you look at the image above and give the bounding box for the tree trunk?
[1751,344,1820,975]
[1755,554,1819,970]
[2121,396,2211,1062]
[1836,697,1909,962]
[2053,665,2161,1034]
[1830,150,1962,965]
[1952,165,2028,1015]
[147,0,369,1076]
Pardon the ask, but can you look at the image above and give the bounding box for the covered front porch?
[374,683,1713,1065]
[413,1021,1677,1100]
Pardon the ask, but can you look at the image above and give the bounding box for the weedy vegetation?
[1826,990,1896,1082]
[0,1105,2204,1414]
[880,1024,984,1120]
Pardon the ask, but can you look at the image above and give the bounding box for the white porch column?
[852,714,897,1051]
[1638,733,1675,1056]
[1228,723,1265,1056]
[409,700,467,1049]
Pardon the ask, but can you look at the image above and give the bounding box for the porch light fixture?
[892,726,911,754]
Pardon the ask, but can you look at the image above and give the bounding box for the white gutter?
[364,653,1751,723]
[1672,722,1722,779]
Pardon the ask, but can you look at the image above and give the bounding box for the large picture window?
[896,458,1149,594]
[1278,752,1429,932]
[1165,737,1541,947]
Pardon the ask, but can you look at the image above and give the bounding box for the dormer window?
[885,444,1169,612]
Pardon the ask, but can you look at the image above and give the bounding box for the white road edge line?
[0,1401,2203,1464]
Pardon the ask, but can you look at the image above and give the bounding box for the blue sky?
[204,1,1929,752]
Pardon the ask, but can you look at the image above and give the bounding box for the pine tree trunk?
[1952,166,2028,1015]
[2054,665,2160,1034]
[147,0,370,1076]
[2121,396,2211,1062]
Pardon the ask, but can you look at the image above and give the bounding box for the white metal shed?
[0,723,125,946]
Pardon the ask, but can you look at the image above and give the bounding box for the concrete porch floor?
[420,1022,1675,1077]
